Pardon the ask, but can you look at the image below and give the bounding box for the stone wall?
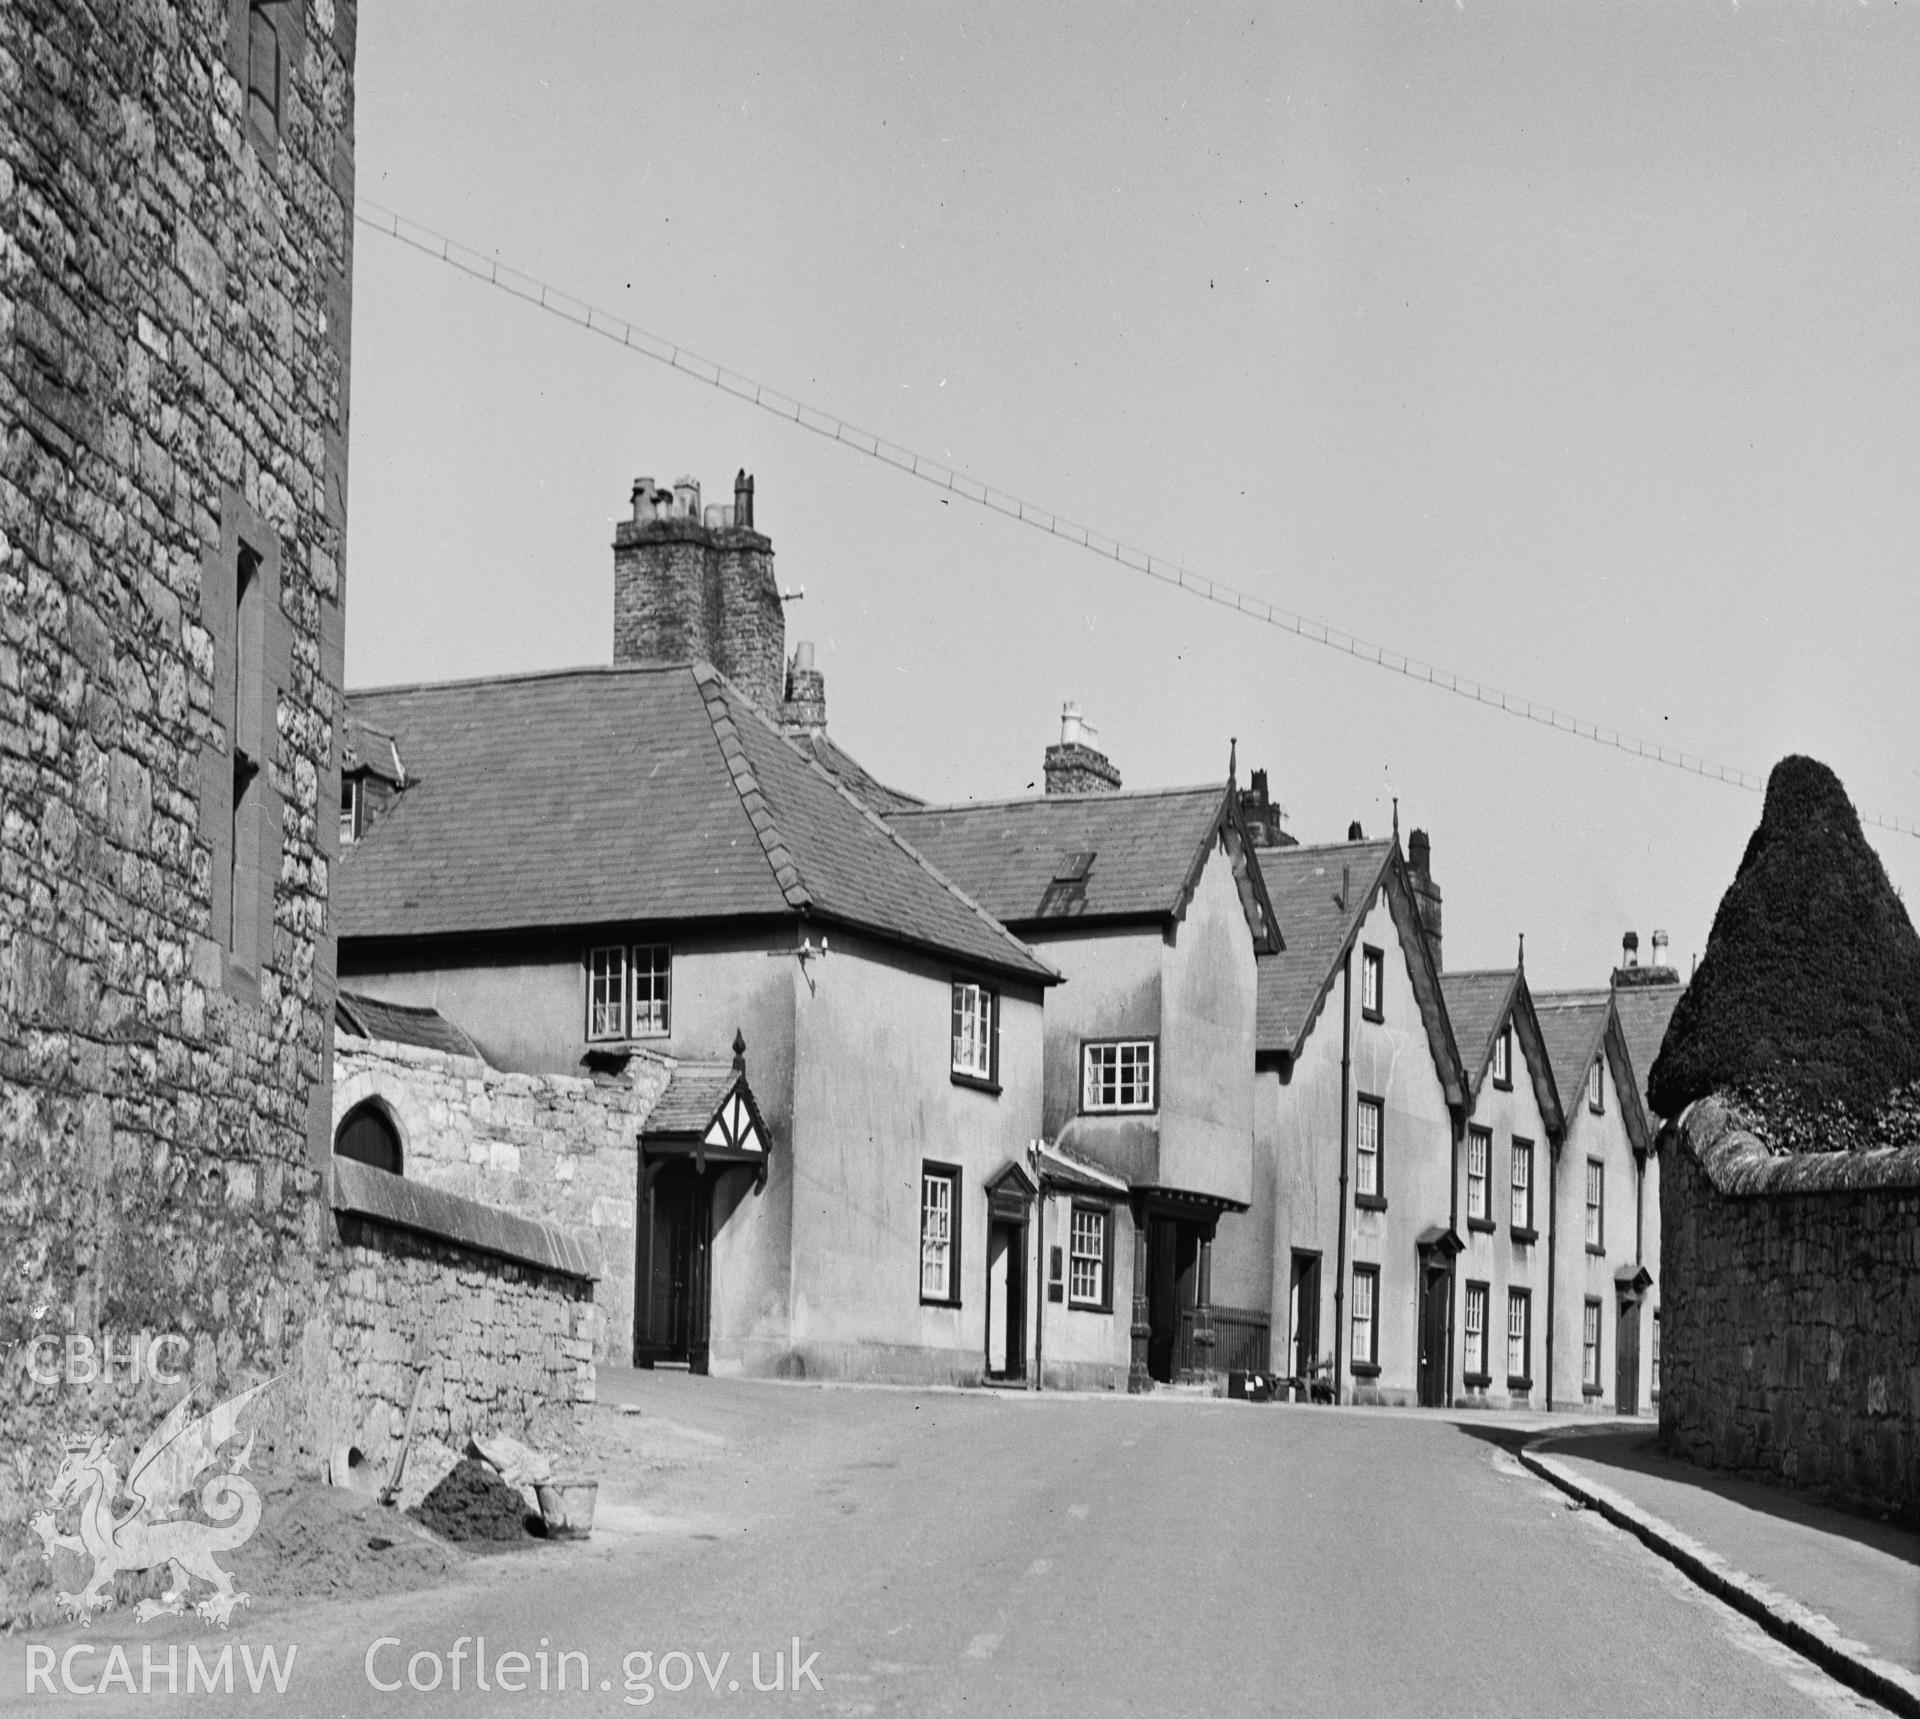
[334,1030,671,1364]
[1660,1096,1920,1525]
[1,0,357,1586]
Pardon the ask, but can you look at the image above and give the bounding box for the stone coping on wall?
[330,1156,602,1282]
[1677,1095,1920,1197]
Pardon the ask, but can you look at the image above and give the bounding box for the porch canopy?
[640,1030,773,1188]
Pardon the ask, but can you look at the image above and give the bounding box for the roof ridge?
[707,669,1060,982]
[348,661,689,701]
[691,663,814,911]
[1258,836,1393,857]
[1443,966,1521,980]
[893,781,1227,816]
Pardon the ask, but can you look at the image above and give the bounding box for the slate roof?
[1254,839,1463,1102]
[1614,983,1685,1113]
[341,713,405,784]
[336,663,1054,984]
[1254,840,1391,1053]
[888,784,1276,947]
[1531,989,1611,1109]
[335,989,481,1059]
[787,730,923,816]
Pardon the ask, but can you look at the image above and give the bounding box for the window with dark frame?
[583,943,672,1041]
[919,1164,961,1306]
[1510,1137,1534,1235]
[1507,1287,1531,1386]
[1585,1158,1605,1252]
[1361,945,1384,1020]
[1354,1095,1385,1206]
[1350,1264,1380,1372]
[1492,1022,1513,1088]
[339,774,362,847]
[1067,1203,1111,1310]
[1583,1298,1603,1393]
[1467,1126,1491,1227]
[1463,1281,1489,1382]
[951,979,999,1087]
[334,1101,402,1176]
[1082,1040,1156,1113]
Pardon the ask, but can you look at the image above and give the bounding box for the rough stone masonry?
[0,0,358,1608]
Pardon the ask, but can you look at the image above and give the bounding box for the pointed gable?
[1534,988,1655,1158]
[1256,839,1463,1105]
[1442,967,1566,1139]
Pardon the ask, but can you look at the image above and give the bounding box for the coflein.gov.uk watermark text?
[365,1636,824,1703]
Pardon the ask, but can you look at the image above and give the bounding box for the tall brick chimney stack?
[1238,768,1297,848]
[612,468,784,710]
[1406,827,1443,971]
[1044,703,1121,795]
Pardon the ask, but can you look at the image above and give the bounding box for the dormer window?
[1492,1023,1512,1089]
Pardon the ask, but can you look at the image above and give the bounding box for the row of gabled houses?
[328,467,1685,1413]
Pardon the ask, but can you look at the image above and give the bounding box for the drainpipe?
[1032,1150,1046,1394]
[1447,1110,1462,1406]
[1545,1141,1558,1413]
[1332,950,1353,1404]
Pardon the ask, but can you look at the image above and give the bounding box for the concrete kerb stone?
[1520,1438,1920,1719]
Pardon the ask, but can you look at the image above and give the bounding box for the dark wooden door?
[1616,1298,1640,1415]
[993,1220,1026,1380]
[635,1170,708,1369]
[1147,1220,1199,1383]
[1418,1267,1450,1407]
[1290,1252,1321,1380]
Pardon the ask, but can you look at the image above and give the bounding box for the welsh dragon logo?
[31,1377,277,1627]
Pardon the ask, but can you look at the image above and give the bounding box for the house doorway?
[1288,1251,1322,1385]
[1417,1263,1451,1407]
[635,1167,709,1372]
[985,1218,1027,1381]
[1616,1297,1641,1416]
[1146,1217,1199,1384]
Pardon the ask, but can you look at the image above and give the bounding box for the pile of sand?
[408,1459,540,1546]
[228,1477,455,1605]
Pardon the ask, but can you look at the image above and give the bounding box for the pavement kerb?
[1520,1439,1920,1719]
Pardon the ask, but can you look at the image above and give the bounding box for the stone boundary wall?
[333,1030,671,1364]
[1660,1096,1920,1525]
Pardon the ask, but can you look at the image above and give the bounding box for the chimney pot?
[1044,701,1120,795]
[1623,930,1640,967]
[631,477,655,523]
[1347,820,1365,841]
[1651,929,1670,968]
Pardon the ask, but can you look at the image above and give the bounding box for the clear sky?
[346,3,1920,991]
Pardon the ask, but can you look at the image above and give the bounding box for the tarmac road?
[3,1372,1889,1718]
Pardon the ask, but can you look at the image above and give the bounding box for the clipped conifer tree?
[1649,756,1920,1130]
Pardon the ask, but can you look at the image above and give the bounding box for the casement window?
[631,944,672,1035]
[1585,1159,1605,1253]
[1507,1288,1532,1387]
[1350,1264,1380,1373]
[1466,1126,1492,1227]
[1463,1281,1490,1383]
[1354,1095,1386,1208]
[584,943,672,1041]
[1082,1040,1156,1113]
[1492,1023,1513,1089]
[1510,1138,1535,1235]
[919,1164,961,1306]
[950,980,999,1087]
[1588,1056,1605,1114]
[339,775,362,847]
[1361,945,1385,1021]
[1583,1299,1603,1394]
[1068,1203,1112,1311]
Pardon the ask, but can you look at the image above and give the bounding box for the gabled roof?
[335,989,480,1059]
[336,662,1055,985]
[887,782,1279,951]
[1533,988,1655,1157]
[1255,839,1463,1105]
[1614,982,1685,1116]
[342,713,405,785]
[1441,966,1566,1139]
